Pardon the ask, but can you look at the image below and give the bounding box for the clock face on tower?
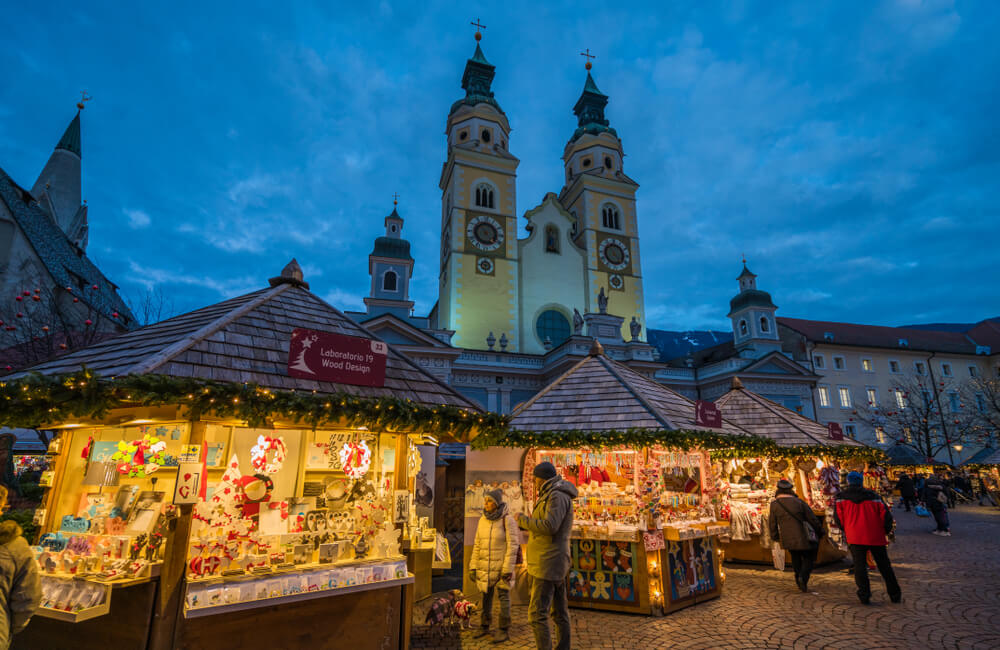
[598,237,631,271]
[466,215,504,252]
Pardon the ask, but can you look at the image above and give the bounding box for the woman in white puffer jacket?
[469,488,519,643]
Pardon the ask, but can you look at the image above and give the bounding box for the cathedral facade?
[434,40,645,355]
[345,37,815,416]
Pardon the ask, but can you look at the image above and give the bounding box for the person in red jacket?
[833,471,901,605]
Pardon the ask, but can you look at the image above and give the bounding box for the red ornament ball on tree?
[84,319,92,325]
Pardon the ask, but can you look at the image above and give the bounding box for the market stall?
[713,378,879,566]
[1,263,500,650]
[472,343,751,616]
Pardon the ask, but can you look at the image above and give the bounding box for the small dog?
[425,589,462,637]
[452,599,478,630]
[424,590,480,636]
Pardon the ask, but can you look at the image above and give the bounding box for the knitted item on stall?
[819,466,841,495]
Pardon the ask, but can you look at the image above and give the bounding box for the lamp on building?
[952,444,964,453]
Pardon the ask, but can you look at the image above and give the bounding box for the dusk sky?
[1,1,997,331]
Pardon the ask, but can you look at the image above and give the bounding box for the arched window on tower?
[475,183,495,209]
[602,204,621,230]
[382,270,398,292]
[739,319,748,337]
[545,225,559,253]
[760,317,770,333]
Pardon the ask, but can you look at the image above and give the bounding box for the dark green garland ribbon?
[0,369,507,439]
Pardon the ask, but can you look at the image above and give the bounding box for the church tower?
[363,201,415,320]
[438,28,520,350]
[558,59,644,342]
[728,261,781,357]
[30,105,89,250]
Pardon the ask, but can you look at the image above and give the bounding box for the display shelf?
[183,574,413,618]
[36,583,112,622]
[186,555,405,585]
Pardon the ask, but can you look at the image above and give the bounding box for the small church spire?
[571,52,616,142]
[453,19,503,114]
[385,194,404,238]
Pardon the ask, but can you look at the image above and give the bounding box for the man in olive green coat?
[517,462,577,650]
[0,486,41,650]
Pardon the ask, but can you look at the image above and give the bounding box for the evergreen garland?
[473,426,886,463]
[0,370,886,463]
[0,369,508,439]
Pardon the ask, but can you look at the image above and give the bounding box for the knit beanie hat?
[775,479,795,495]
[484,488,504,507]
[847,471,864,486]
[533,461,557,480]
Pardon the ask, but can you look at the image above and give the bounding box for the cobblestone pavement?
[411,504,1000,649]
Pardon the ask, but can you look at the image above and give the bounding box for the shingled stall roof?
[714,378,864,448]
[8,263,480,411]
[509,345,748,437]
[885,444,937,466]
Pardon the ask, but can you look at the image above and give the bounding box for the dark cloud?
[0,1,996,330]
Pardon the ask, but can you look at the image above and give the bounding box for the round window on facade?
[604,155,613,169]
[459,130,468,141]
[481,129,491,143]
[536,310,571,348]
[582,158,592,168]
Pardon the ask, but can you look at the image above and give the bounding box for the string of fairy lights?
[0,369,885,462]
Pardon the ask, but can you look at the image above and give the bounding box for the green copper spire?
[451,42,504,114]
[571,72,616,142]
[470,43,490,66]
[56,111,82,157]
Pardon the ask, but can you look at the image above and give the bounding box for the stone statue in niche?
[597,288,608,314]
[629,316,641,341]
[545,226,559,253]
[573,309,584,335]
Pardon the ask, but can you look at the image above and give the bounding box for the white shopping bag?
[771,542,785,571]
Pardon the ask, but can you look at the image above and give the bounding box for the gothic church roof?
[0,166,134,326]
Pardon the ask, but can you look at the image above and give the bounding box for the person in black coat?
[768,479,824,592]
[921,475,951,536]
[895,474,917,512]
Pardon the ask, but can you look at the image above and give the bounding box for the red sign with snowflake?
[828,422,844,440]
[287,328,388,387]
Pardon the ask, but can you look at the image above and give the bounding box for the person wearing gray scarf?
[469,488,518,642]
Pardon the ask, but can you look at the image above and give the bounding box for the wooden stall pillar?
[149,419,206,650]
